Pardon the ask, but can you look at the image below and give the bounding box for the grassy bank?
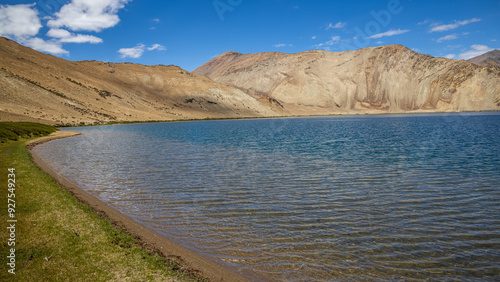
[0,124,198,281]
[0,122,57,142]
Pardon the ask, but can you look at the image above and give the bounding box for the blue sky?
[0,0,499,71]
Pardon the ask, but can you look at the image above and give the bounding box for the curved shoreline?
[28,131,251,282]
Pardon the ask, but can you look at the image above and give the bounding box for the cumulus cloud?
[444,54,456,59]
[430,18,480,32]
[0,4,69,55]
[437,34,458,43]
[118,43,166,59]
[47,0,130,32]
[458,44,495,60]
[368,28,409,39]
[47,28,102,44]
[44,0,131,48]
[326,21,346,30]
[118,44,145,58]
[0,4,42,39]
[0,1,131,56]
[147,43,166,51]
[24,37,69,55]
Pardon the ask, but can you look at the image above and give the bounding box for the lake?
[33,113,500,281]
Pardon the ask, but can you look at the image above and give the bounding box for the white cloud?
[0,1,131,56]
[368,29,409,39]
[437,34,458,43]
[326,36,340,45]
[311,35,316,40]
[46,28,71,38]
[326,21,345,30]
[61,34,102,44]
[273,43,293,48]
[47,0,130,32]
[118,43,166,59]
[430,18,480,32]
[444,54,456,59]
[150,18,160,30]
[147,43,166,51]
[314,36,340,49]
[458,44,495,60]
[47,28,102,44]
[25,37,69,55]
[0,4,71,55]
[118,44,145,59]
[0,4,42,39]
[418,19,432,25]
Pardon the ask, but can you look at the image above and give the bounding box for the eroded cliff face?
[0,37,277,125]
[1,37,498,126]
[194,45,500,115]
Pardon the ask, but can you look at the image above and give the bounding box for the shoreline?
[28,131,251,282]
[60,110,500,128]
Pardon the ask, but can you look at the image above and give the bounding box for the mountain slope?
[194,45,500,115]
[0,37,276,125]
[467,49,500,68]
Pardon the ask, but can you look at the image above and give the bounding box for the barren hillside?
[0,37,277,125]
[194,45,500,115]
[2,37,498,126]
[467,49,500,68]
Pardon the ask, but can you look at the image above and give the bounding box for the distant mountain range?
[194,45,500,115]
[1,37,499,125]
[467,49,500,68]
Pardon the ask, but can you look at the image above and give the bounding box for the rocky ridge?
[467,49,500,68]
[0,37,277,125]
[1,37,499,126]
[194,45,500,115]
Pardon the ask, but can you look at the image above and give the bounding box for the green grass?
[0,122,58,143]
[0,123,201,281]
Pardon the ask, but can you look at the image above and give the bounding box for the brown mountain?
[467,49,500,68]
[2,38,499,126]
[0,37,277,125]
[194,45,500,115]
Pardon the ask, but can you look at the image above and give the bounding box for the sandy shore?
[28,131,251,282]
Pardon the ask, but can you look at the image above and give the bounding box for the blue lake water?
[34,113,500,280]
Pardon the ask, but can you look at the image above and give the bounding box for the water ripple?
[33,113,500,281]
